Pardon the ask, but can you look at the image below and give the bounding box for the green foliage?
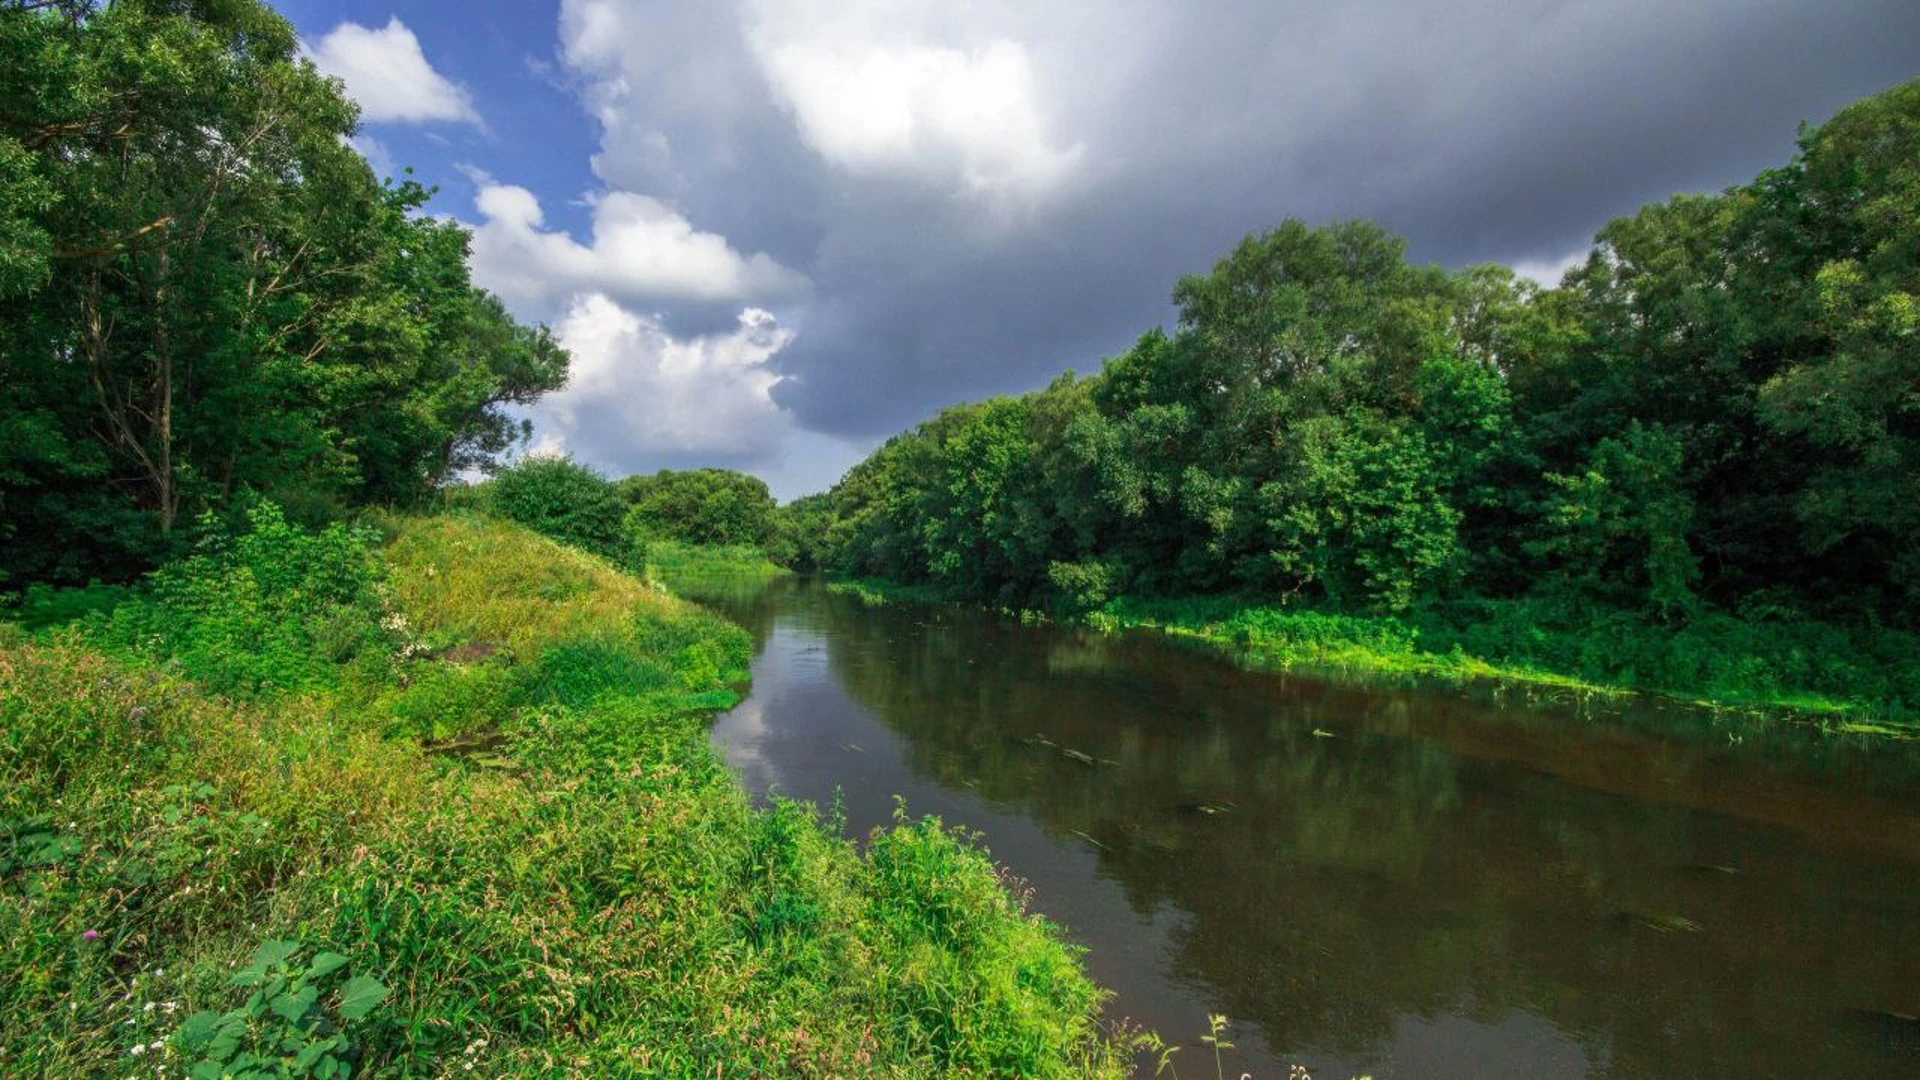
[485,455,641,571]
[619,467,779,548]
[1047,558,1121,615]
[647,540,787,582]
[858,809,1109,1077]
[12,579,134,629]
[1530,421,1699,616]
[1751,81,1920,605]
[1259,413,1461,612]
[86,502,390,697]
[0,0,566,590]
[173,940,388,1080]
[768,492,834,569]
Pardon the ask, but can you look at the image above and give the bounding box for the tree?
[617,468,779,548]
[0,0,566,587]
[1750,81,1920,607]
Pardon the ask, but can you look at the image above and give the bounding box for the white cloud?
[531,295,797,462]
[465,180,808,318]
[344,133,394,179]
[741,1,1083,200]
[1512,245,1590,288]
[306,19,480,126]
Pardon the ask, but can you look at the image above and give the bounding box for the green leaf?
[250,938,303,968]
[335,974,388,1021]
[306,951,350,979]
[270,983,319,1023]
[293,1038,332,1071]
[174,1009,221,1052]
[205,1014,248,1062]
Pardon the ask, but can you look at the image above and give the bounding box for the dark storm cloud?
[564,0,1920,450]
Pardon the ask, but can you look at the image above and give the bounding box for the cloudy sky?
[281,0,1919,500]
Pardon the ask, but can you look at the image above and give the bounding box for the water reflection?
[680,574,1920,1079]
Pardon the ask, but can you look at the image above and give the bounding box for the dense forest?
[0,0,567,589]
[790,79,1920,717]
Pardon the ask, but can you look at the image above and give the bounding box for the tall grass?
[647,540,789,581]
[0,511,1131,1077]
[1103,592,1920,729]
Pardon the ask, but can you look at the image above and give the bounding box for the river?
[675,573,1920,1079]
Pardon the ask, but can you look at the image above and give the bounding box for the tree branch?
[53,214,175,259]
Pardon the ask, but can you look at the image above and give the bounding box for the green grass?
[0,512,1132,1077]
[826,577,957,608]
[647,541,788,580]
[1102,594,1918,732]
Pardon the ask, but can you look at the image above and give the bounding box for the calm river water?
[676,574,1920,1079]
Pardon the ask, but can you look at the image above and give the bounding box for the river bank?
[0,512,1129,1077]
[826,578,1918,736]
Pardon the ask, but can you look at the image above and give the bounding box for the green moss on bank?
[0,513,1130,1077]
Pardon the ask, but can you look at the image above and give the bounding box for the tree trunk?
[152,240,174,533]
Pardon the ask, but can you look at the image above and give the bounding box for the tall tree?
[0,0,566,586]
[1750,81,1920,608]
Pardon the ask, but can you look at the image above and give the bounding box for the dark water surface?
[678,574,1920,1079]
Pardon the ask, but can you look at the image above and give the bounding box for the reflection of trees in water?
[808,586,1920,1078]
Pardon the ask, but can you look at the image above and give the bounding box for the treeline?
[0,0,567,589]
[789,81,1920,702]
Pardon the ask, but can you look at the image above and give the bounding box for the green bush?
[86,503,390,698]
[1046,559,1119,615]
[12,581,136,629]
[618,468,778,548]
[487,456,642,571]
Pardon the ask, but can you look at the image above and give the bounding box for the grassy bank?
[828,577,1918,734]
[647,541,789,580]
[1114,596,1920,732]
[0,510,1129,1077]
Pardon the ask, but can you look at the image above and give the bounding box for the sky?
[278,0,1920,501]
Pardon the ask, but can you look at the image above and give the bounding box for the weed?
[171,939,388,1080]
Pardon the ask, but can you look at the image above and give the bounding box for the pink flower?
[81,929,99,940]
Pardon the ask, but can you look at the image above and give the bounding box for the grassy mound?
[0,511,1128,1077]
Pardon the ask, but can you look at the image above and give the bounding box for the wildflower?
[82,929,100,941]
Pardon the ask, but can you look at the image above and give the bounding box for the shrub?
[86,503,390,698]
[487,455,642,571]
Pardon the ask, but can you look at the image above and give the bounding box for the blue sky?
[279,1,596,233]
[282,0,1920,501]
